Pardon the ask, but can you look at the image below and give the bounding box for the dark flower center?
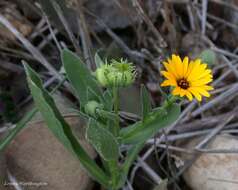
[177,78,189,89]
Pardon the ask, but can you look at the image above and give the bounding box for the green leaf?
[86,87,102,103]
[120,103,180,144]
[97,110,118,121]
[119,107,167,138]
[140,85,152,121]
[62,49,103,106]
[118,142,145,188]
[103,89,113,111]
[86,119,119,161]
[0,108,37,151]
[0,65,67,152]
[23,63,110,188]
[95,52,104,68]
[199,49,216,66]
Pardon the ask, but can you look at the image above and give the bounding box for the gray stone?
[5,117,96,190]
[180,135,238,190]
[4,92,96,190]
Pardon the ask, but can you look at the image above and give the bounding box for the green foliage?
[24,63,110,188]
[140,85,152,121]
[86,119,119,161]
[199,49,216,66]
[95,52,104,68]
[120,102,180,144]
[84,101,103,117]
[62,49,103,106]
[95,59,136,87]
[103,89,113,111]
[2,50,181,190]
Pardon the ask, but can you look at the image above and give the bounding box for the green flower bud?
[84,101,103,116]
[95,59,136,87]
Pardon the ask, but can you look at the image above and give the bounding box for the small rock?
[85,0,137,31]
[3,92,96,190]
[39,0,138,32]
[181,135,238,190]
[5,117,96,190]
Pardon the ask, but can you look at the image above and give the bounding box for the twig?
[37,29,59,50]
[123,180,134,190]
[0,13,68,87]
[0,46,34,61]
[146,128,238,144]
[0,61,24,74]
[191,83,238,117]
[50,0,82,55]
[84,8,148,66]
[137,157,162,184]
[155,144,238,154]
[7,170,23,190]
[0,124,16,134]
[131,0,167,48]
[18,75,58,108]
[42,10,62,52]
[210,0,238,12]
[220,56,238,79]
[212,47,238,60]
[201,0,208,35]
[186,4,195,31]
[207,13,238,30]
[165,0,189,3]
[169,115,234,184]
[77,1,94,68]
[129,101,196,184]
[208,178,238,184]
[197,148,238,154]
[29,18,46,39]
[176,108,238,132]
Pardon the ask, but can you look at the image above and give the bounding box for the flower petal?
[183,56,189,76]
[161,71,176,82]
[191,76,213,86]
[161,80,176,87]
[192,87,211,97]
[188,87,202,101]
[172,87,181,96]
[187,59,203,81]
[172,54,183,78]
[202,85,214,91]
[185,91,193,101]
[163,61,178,79]
[180,89,187,97]
[188,66,212,82]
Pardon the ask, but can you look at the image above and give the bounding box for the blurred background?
[0,0,238,190]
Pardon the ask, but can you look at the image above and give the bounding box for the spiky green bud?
[84,101,103,116]
[95,59,136,87]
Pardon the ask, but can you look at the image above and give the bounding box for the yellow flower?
[161,54,214,101]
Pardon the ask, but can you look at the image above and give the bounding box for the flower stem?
[105,86,121,190]
[113,86,120,136]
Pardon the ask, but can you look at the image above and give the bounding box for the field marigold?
[161,54,214,101]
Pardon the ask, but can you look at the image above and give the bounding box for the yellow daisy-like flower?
[161,54,214,101]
